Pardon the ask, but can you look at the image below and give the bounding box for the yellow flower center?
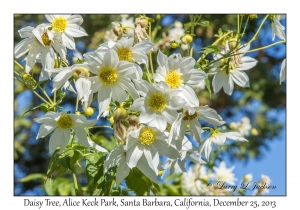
[41,32,51,45]
[52,16,68,33]
[74,67,90,78]
[182,110,198,121]
[98,67,118,86]
[210,128,221,138]
[165,71,182,89]
[139,127,156,145]
[56,113,73,129]
[147,93,167,112]
[117,48,133,62]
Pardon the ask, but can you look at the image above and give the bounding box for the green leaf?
[125,168,160,195]
[184,22,192,31]
[19,173,45,182]
[205,78,212,98]
[85,152,104,195]
[199,45,220,54]
[22,103,46,117]
[198,21,209,27]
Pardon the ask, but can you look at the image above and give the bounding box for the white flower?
[34,112,97,153]
[280,58,286,84]
[85,49,139,118]
[236,117,252,136]
[169,21,185,43]
[199,130,248,161]
[104,145,158,185]
[164,136,192,176]
[211,161,237,185]
[14,25,67,74]
[168,105,225,144]
[120,15,135,37]
[45,14,88,49]
[153,51,207,107]
[47,64,92,109]
[254,174,272,195]
[130,81,186,132]
[182,164,208,195]
[126,126,180,175]
[271,15,285,41]
[243,173,253,182]
[210,43,257,95]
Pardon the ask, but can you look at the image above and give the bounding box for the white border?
[2,0,297,209]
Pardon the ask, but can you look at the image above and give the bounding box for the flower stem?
[72,172,79,195]
[88,125,113,129]
[145,65,153,83]
[148,22,154,75]
[189,15,195,57]
[241,16,250,39]
[237,14,240,34]
[246,40,286,53]
[14,60,24,70]
[247,15,269,45]
[53,91,57,111]
[75,94,79,112]
[37,84,54,104]
[33,91,52,106]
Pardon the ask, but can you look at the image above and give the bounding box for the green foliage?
[125,168,160,195]
[85,152,118,195]
[18,173,45,182]
[199,45,220,54]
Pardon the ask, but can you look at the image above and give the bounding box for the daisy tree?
[14,14,285,196]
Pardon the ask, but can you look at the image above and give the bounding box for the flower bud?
[113,107,127,122]
[83,107,94,117]
[75,111,81,116]
[229,122,237,130]
[181,34,193,44]
[22,74,31,80]
[251,128,258,136]
[249,14,258,19]
[170,41,179,48]
[135,17,149,27]
[113,24,123,38]
[108,116,114,125]
[243,174,253,182]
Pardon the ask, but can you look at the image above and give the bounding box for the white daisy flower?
[99,37,154,79]
[14,25,67,74]
[270,15,285,41]
[45,14,88,49]
[168,105,225,144]
[164,136,193,175]
[130,81,186,132]
[254,174,272,195]
[34,112,97,153]
[153,51,207,107]
[211,161,237,185]
[104,145,158,185]
[279,58,286,84]
[47,64,92,109]
[199,130,248,161]
[210,43,257,95]
[236,117,252,136]
[126,126,180,175]
[169,21,185,43]
[182,164,208,195]
[85,49,139,118]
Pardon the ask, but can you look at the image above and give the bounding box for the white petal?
[236,56,257,71]
[153,139,180,159]
[36,120,57,139]
[67,15,84,25]
[102,49,119,69]
[73,126,89,147]
[49,128,63,154]
[64,24,88,37]
[231,71,249,88]
[157,50,168,67]
[279,58,286,84]
[126,144,143,168]
[97,86,112,118]
[136,155,158,183]
[116,158,130,186]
